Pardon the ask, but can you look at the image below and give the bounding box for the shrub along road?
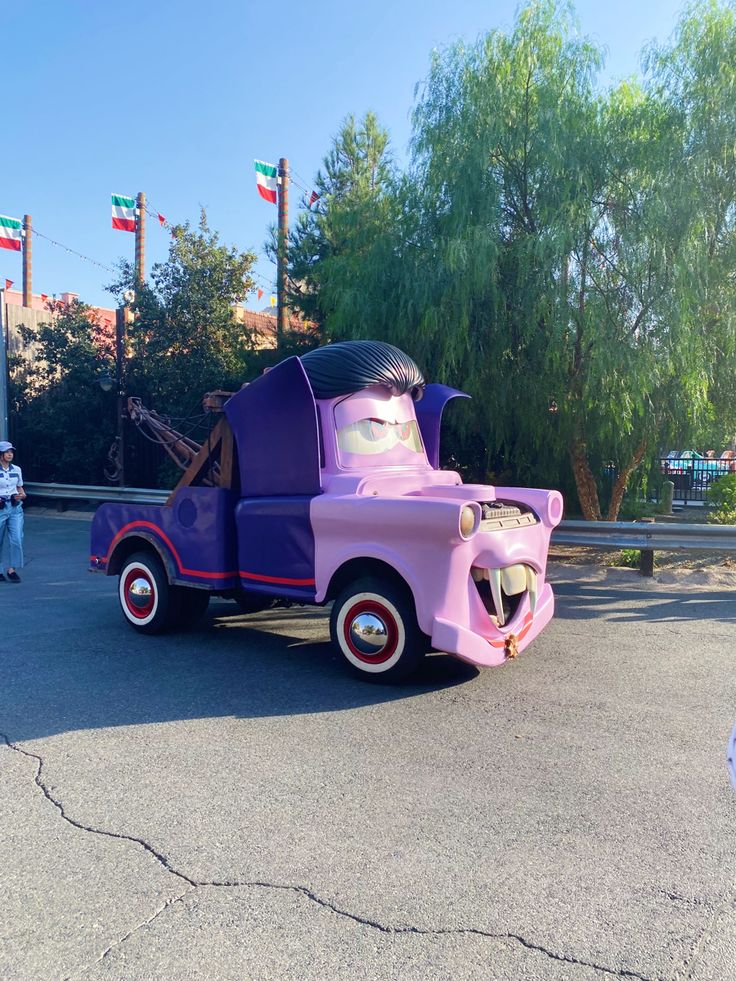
[1,513,734,980]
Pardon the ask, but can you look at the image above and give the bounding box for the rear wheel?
[118,551,173,634]
[330,576,428,683]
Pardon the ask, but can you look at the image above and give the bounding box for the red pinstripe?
[99,520,315,586]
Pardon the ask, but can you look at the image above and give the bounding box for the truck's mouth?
[471,564,537,627]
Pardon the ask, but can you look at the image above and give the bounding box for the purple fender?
[90,487,240,589]
[415,384,470,469]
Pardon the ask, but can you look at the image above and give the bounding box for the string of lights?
[142,201,175,233]
[7,168,316,297]
[288,166,318,198]
[32,228,116,274]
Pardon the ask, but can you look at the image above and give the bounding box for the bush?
[707,473,736,525]
[616,500,661,521]
[609,548,643,569]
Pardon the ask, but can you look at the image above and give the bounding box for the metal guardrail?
[553,520,736,552]
[22,483,736,571]
[25,482,169,506]
[553,518,736,575]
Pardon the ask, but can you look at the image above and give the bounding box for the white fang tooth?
[526,567,538,614]
[488,568,505,626]
[501,564,526,596]
[471,567,485,582]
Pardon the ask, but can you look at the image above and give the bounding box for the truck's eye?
[357,418,390,441]
[368,418,389,440]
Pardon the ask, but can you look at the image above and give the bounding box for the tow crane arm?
[126,391,236,501]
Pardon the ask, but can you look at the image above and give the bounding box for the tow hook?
[504,634,519,660]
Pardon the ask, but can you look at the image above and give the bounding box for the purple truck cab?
[90,341,562,682]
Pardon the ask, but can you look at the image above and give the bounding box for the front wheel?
[118,551,173,634]
[330,576,428,683]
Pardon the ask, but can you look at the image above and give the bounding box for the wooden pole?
[135,192,145,284]
[22,215,32,308]
[0,288,8,440]
[115,307,126,487]
[277,158,289,347]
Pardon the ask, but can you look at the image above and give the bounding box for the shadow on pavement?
[2,598,479,743]
[553,580,736,623]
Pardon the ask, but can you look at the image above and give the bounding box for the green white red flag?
[254,160,278,204]
[111,194,136,232]
[0,215,22,251]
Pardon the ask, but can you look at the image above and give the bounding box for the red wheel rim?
[343,599,399,664]
[123,567,156,619]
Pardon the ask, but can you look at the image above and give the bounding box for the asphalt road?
[1,513,734,981]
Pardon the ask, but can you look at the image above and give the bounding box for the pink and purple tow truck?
[90,341,563,682]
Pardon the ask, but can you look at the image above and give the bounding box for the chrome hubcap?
[127,576,153,610]
[349,612,389,655]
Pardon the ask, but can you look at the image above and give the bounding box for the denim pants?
[0,503,24,571]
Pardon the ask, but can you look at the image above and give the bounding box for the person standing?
[0,441,26,583]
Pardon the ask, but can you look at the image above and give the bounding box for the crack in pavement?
[1,732,197,888]
[64,890,194,981]
[672,895,736,981]
[1,732,662,981]
[191,881,660,980]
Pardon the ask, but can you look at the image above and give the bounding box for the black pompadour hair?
[299,340,425,400]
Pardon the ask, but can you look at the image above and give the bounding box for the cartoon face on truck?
[90,340,562,682]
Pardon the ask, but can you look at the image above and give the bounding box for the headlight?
[546,491,564,526]
[460,505,479,539]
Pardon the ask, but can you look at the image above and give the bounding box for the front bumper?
[431,581,555,668]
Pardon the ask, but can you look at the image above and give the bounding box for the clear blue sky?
[2,0,686,311]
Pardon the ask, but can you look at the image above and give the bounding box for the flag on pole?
[0,215,22,251]
[4,279,13,289]
[111,194,136,232]
[254,160,278,204]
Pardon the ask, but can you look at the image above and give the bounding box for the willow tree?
[288,1,736,518]
[644,0,736,451]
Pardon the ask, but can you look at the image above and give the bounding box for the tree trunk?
[569,436,602,520]
[605,439,648,521]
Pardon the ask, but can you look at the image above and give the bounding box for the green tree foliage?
[287,0,736,519]
[111,211,258,419]
[645,0,736,449]
[9,300,118,483]
[707,472,736,524]
[283,112,397,333]
[14,215,265,485]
